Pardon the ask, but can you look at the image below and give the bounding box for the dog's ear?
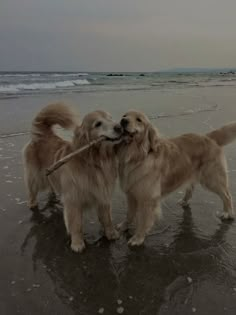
[148,125,159,152]
[73,125,89,147]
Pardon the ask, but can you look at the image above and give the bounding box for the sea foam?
[0,79,90,93]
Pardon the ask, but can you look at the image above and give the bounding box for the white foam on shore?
[0,79,90,93]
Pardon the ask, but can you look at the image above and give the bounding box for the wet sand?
[1,87,236,314]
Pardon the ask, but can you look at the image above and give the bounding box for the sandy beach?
[1,86,236,314]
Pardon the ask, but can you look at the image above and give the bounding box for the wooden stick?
[46,136,105,176]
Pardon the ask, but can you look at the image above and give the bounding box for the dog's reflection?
[21,202,234,315]
[120,205,234,314]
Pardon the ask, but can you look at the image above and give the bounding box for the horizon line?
[1,67,236,73]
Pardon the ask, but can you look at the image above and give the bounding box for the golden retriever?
[23,103,122,252]
[117,110,236,246]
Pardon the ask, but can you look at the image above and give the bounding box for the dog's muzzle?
[121,118,129,128]
[114,124,123,134]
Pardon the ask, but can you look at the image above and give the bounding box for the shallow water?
[1,71,236,97]
[1,87,236,314]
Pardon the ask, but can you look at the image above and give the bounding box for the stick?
[46,136,105,176]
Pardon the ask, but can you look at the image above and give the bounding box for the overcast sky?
[1,0,236,71]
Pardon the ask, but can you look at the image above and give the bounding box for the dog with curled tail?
[23,103,122,252]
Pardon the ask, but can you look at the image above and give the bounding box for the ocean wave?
[0,73,43,77]
[167,80,191,84]
[0,79,90,93]
[198,81,236,87]
[0,86,19,93]
[0,73,88,78]
[52,73,88,77]
[0,74,29,77]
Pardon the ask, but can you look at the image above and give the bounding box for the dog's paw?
[105,228,120,241]
[220,211,234,221]
[116,221,129,232]
[28,201,38,210]
[128,235,145,247]
[177,199,190,207]
[71,239,86,253]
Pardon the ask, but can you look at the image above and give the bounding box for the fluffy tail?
[207,122,236,146]
[31,102,78,140]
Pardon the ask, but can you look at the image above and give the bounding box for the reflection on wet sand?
[21,201,235,315]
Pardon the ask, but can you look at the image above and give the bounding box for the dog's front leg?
[97,204,119,240]
[128,197,160,246]
[64,204,85,253]
[117,193,137,232]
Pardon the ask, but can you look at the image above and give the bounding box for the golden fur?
[23,103,122,252]
[117,110,236,246]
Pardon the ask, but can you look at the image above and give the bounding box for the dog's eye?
[136,118,142,122]
[95,121,102,128]
[123,115,126,118]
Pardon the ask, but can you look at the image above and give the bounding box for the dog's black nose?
[114,124,122,134]
[121,118,129,128]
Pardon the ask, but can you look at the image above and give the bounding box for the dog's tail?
[207,122,236,146]
[31,102,78,140]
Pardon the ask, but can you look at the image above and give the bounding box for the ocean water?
[0,71,236,98]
